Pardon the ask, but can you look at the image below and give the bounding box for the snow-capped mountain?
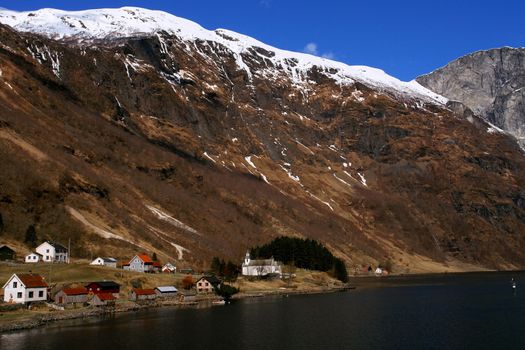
[0,7,445,103]
[0,7,524,271]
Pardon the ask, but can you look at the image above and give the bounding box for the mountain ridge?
[0,7,445,104]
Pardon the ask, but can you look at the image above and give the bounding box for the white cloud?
[304,42,318,55]
[259,0,272,7]
[303,42,335,60]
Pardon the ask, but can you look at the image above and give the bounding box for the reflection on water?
[1,271,524,350]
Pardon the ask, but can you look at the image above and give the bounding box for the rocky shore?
[0,286,349,333]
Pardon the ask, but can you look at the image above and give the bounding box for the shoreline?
[0,285,350,334]
[2,269,523,334]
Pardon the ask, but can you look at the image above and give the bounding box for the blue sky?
[1,0,524,80]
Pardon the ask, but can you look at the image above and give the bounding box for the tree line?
[251,236,349,283]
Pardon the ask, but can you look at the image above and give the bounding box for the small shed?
[129,288,157,301]
[155,286,178,298]
[86,281,120,297]
[25,252,42,263]
[55,287,88,305]
[90,293,116,307]
[0,245,15,261]
[90,257,118,268]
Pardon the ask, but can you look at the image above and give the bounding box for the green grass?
[0,262,185,295]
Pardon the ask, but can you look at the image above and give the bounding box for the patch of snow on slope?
[67,206,131,242]
[0,7,447,103]
[280,164,300,182]
[305,190,334,211]
[487,122,506,134]
[203,152,217,163]
[148,225,189,260]
[146,205,200,235]
[333,173,352,187]
[358,172,368,187]
[245,155,257,169]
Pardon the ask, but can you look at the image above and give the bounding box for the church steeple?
[244,251,251,265]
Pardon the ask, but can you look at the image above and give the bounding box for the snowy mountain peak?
[0,7,446,103]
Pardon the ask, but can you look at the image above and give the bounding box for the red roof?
[138,254,153,264]
[133,288,156,296]
[62,287,88,296]
[97,293,116,301]
[152,261,162,268]
[18,274,48,288]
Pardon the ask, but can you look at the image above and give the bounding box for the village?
[0,242,349,331]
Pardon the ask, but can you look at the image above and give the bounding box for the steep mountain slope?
[417,47,525,146]
[1,8,525,272]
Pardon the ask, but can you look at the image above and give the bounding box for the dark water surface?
[2,272,525,350]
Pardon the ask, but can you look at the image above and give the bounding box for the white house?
[35,241,68,263]
[25,252,43,263]
[90,257,117,268]
[124,254,160,273]
[162,262,177,273]
[242,251,282,277]
[2,273,48,304]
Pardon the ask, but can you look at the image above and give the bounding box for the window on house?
[29,291,34,298]
[17,292,22,298]
[38,291,44,297]
[13,281,17,288]
[46,249,49,253]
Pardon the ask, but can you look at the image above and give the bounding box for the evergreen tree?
[224,261,239,281]
[24,225,37,247]
[251,236,350,282]
[333,259,349,283]
[210,256,222,274]
[152,252,158,261]
[214,283,239,301]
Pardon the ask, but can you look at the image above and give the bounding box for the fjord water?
[2,272,525,350]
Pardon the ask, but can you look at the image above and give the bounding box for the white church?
[242,251,282,277]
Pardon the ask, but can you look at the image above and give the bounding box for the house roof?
[61,287,88,296]
[18,274,48,288]
[198,275,221,285]
[137,254,153,264]
[26,252,43,257]
[42,241,68,253]
[152,261,162,268]
[245,259,277,266]
[102,257,117,263]
[155,286,178,293]
[132,288,156,296]
[96,293,116,301]
[0,245,15,253]
[87,281,120,288]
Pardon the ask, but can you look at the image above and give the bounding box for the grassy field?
[0,261,185,296]
[0,261,343,297]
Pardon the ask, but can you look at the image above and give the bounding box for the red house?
[85,281,120,297]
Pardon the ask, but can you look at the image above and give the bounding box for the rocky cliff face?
[1,8,525,272]
[417,47,525,146]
